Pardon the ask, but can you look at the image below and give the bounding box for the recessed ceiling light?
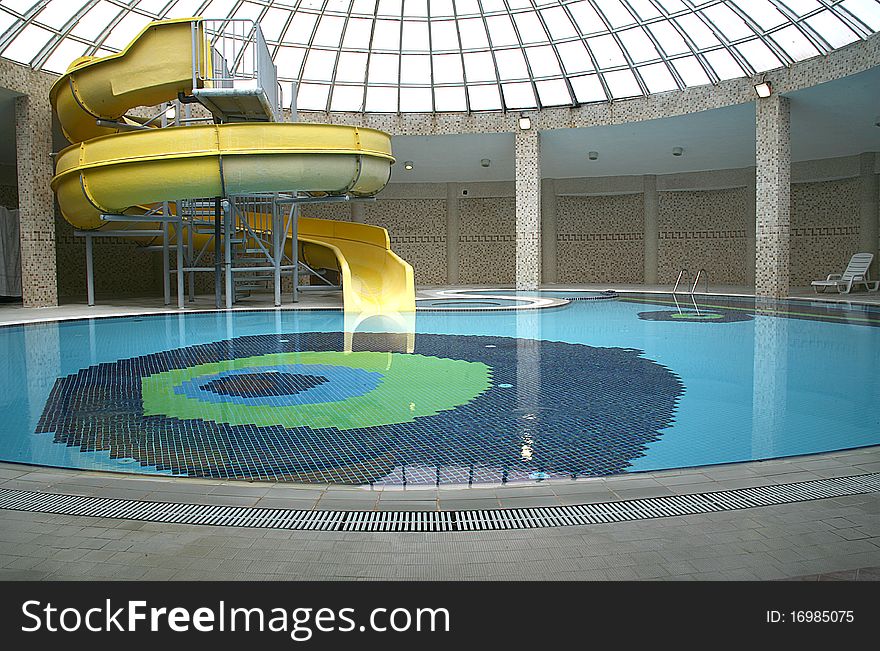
[480,158,490,167]
[672,146,683,157]
[588,151,598,160]
[754,81,772,98]
[518,114,531,130]
[403,161,414,170]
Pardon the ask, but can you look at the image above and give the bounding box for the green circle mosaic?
[141,351,492,430]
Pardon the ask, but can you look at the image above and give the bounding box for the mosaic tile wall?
[0,184,17,209]
[790,179,861,286]
[55,217,165,299]
[556,194,644,283]
[364,198,447,285]
[658,188,749,285]
[459,196,516,284]
[299,202,351,221]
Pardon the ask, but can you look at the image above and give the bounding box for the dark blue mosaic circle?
[36,332,684,486]
[203,372,329,398]
[638,310,754,323]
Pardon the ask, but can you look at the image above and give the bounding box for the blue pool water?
[1,294,879,485]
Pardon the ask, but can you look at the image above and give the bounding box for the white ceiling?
[391,64,880,183]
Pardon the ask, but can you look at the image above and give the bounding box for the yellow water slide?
[49,18,414,314]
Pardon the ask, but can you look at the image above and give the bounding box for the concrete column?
[744,173,757,288]
[350,201,366,223]
[515,128,541,290]
[446,182,460,285]
[859,152,879,270]
[15,94,57,307]
[755,95,791,298]
[643,174,658,285]
[541,178,557,284]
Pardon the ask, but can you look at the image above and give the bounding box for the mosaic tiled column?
[515,128,541,290]
[643,175,658,285]
[859,152,879,267]
[755,95,791,297]
[15,94,57,307]
[446,182,460,285]
[744,176,757,288]
[540,178,557,284]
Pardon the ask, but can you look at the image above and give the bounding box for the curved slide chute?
[50,18,414,314]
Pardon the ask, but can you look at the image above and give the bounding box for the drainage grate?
[0,473,878,533]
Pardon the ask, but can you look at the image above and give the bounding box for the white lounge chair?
[811,252,879,294]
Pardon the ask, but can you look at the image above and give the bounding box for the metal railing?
[673,268,709,295]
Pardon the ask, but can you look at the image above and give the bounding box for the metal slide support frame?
[290,200,299,304]
[224,200,233,309]
[85,233,94,307]
[273,195,282,307]
[162,218,170,306]
[214,197,222,309]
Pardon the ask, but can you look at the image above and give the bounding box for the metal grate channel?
[0,473,878,533]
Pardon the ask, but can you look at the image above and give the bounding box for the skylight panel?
[512,11,548,44]
[283,12,319,45]
[101,12,152,50]
[335,51,368,82]
[70,1,122,41]
[501,81,537,108]
[618,27,660,63]
[164,0,203,19]
[540,7,577,39]
[1,23,54,63]
[454,0,480,17]
[341,17,371,48]
[625,0,661,21]
[535,78,572,105]
[369,53,400,83]
[351,0,379,16]
[134,0,172,15]
[297,82,330,110]
[735,38,782,72]
[273,46,306,79]
[555,39,594,73]
[525,45,562,76]
[467,83,502,110]
[567,1,606,35]
[701,48,745,79]
[400,53,431,83]
[655,0,687,13]
[569,73,607,102]
[770,24,820,60]
[432,53,464,83]
[495,47,529,80]
[479,0,506,12]
[805,10,860,48]
[674,14,720,48]
[463,50,496,82]
[330,84,364,111]
[594,0,635,28]
[203,0,237,19]
[841,0,880,31]
[259,8,290,43]
[312,14,345,47]
[506,0,533,10]
[377,0,402,17]
[637,62,678,92]
[603,68,641,98]
[430,0,455,19]
[325,0,351,13]
[731,0,786,31]
[42,38,88,74]
[0,0,40,14]
[365,85,398,111]
[671,56,710,86]
[433,85,467,111]
[431,20,460,50]
[232,2,263,22]
[775,0,821,17]
[0,9,15,37]
[648,21,689,55]
[302,48,337,80]
[403,0,428,17]
[587,34,627,68]
[399,86,432,111]
[703,4,756,42]
[401,20,429,51]
[372,19,401,50]
[485,14,518,46]
[458,17,489,48]
[34,0,80,30]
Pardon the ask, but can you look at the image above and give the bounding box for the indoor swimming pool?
[1,293,878,486]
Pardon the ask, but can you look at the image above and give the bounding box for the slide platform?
[49,18,414,314]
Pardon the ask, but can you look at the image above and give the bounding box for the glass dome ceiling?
[1,0,879,113]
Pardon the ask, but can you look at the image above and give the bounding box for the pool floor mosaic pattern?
[36,332,683,486]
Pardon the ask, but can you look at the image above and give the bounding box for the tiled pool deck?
[0,286,878,580]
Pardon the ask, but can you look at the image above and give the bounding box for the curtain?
[0,206,21,297]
